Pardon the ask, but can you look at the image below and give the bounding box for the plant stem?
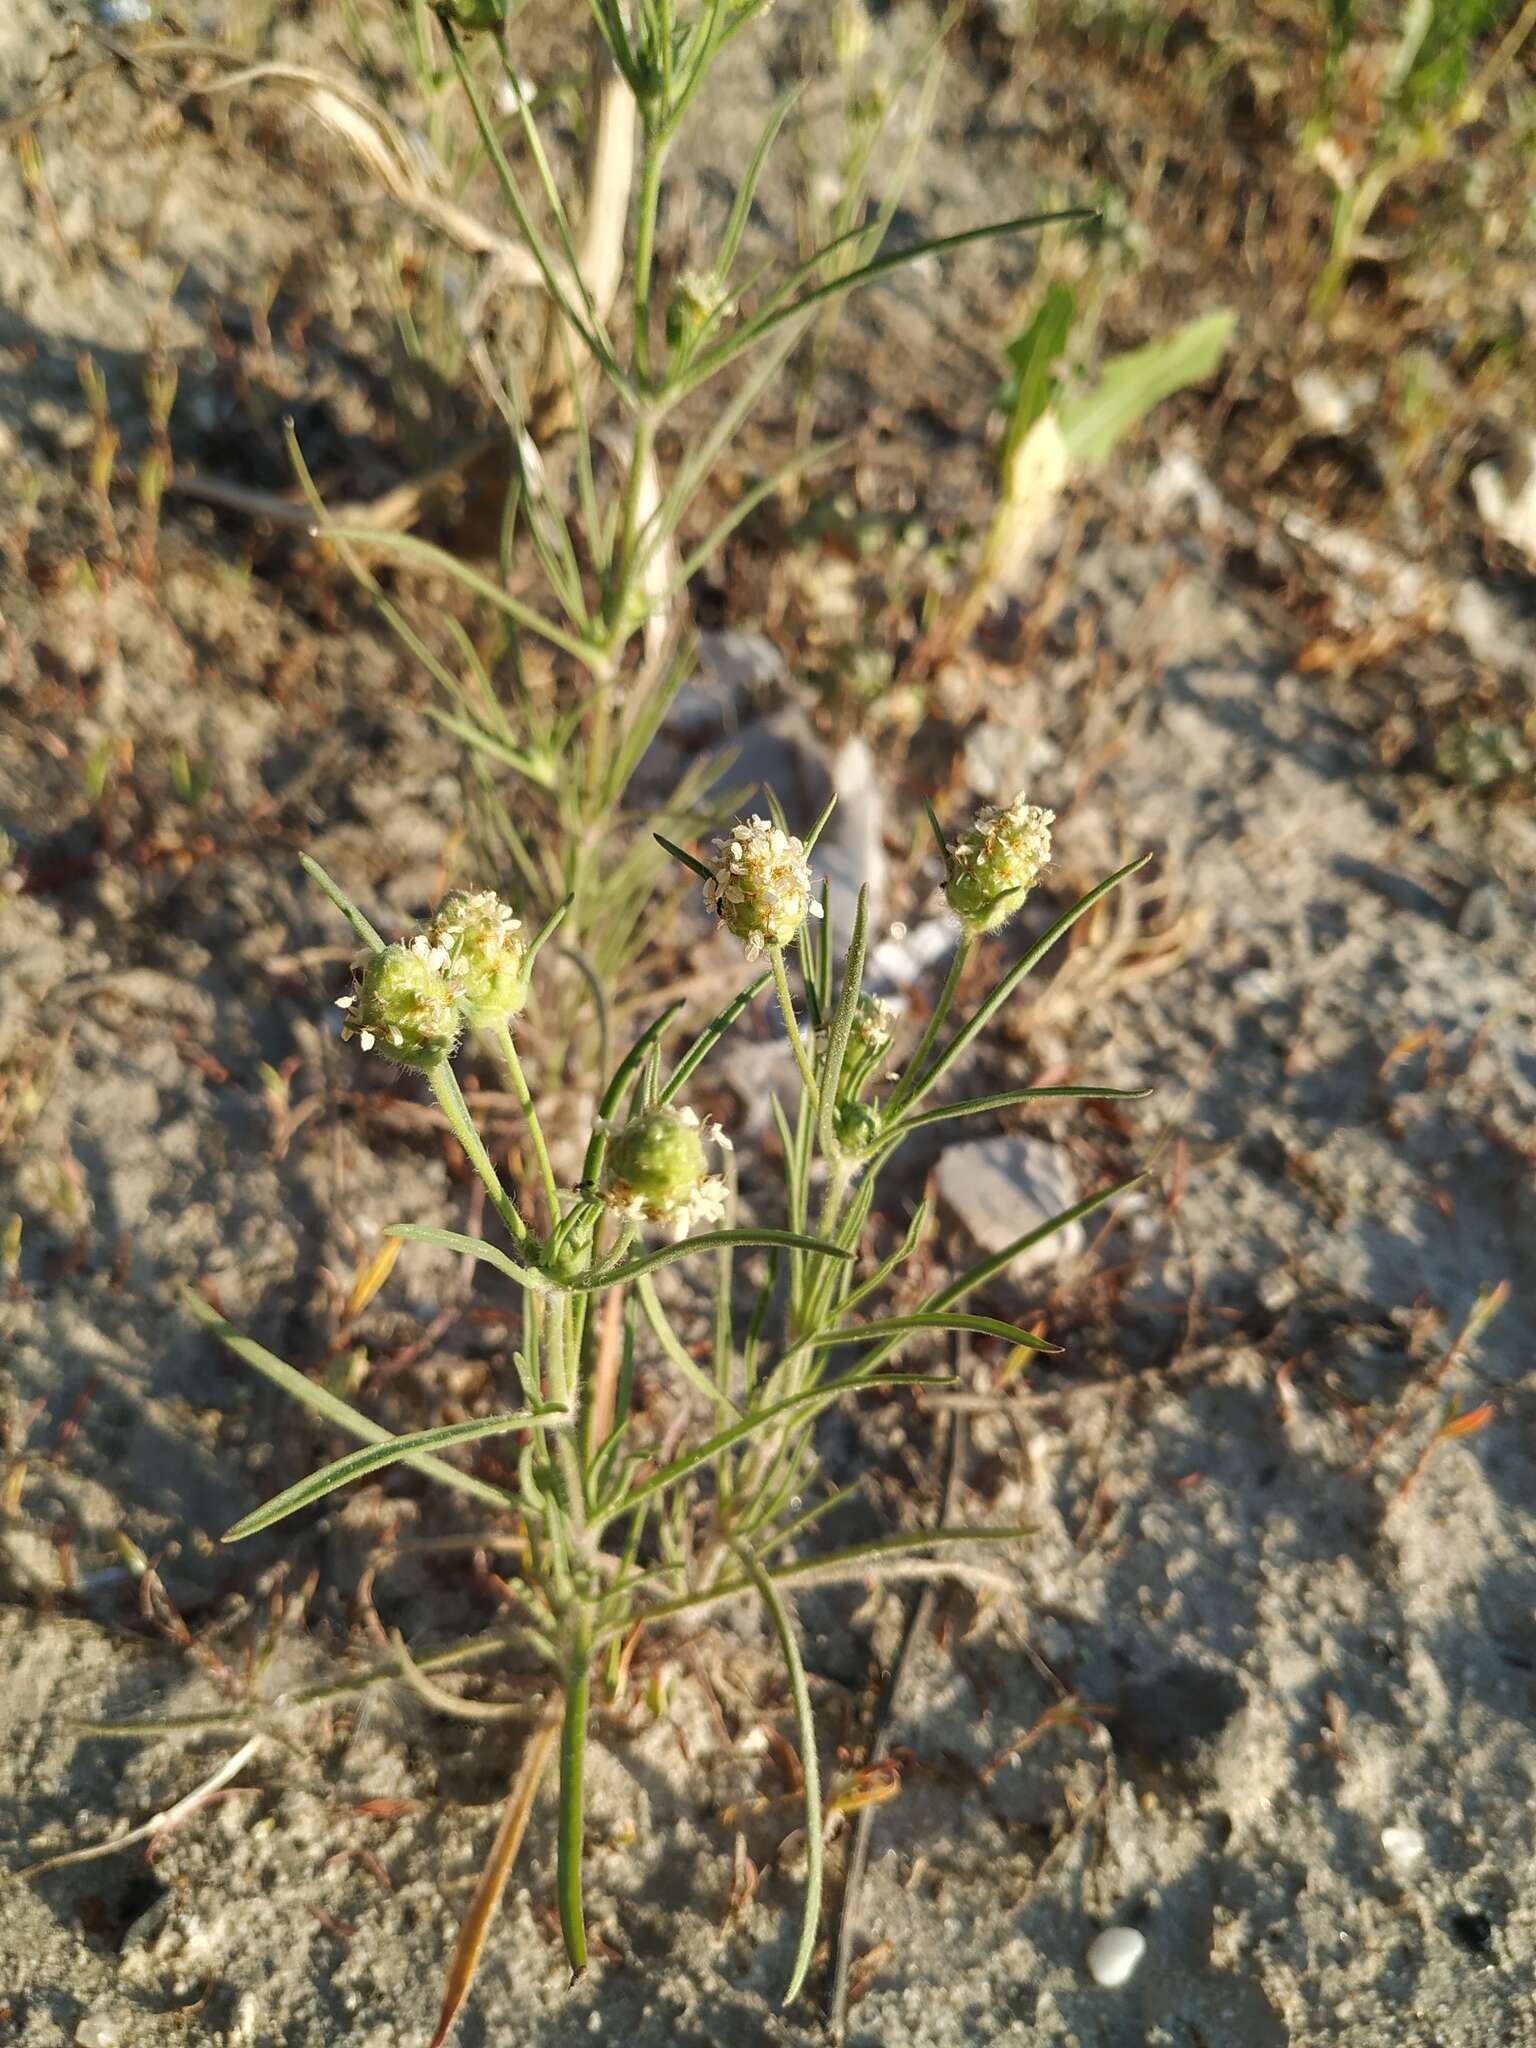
[631,129,667,386]
[427,1062,528,1246]
[493,1019,561,1229]
[771,947,820,1112]
[557,1621,593,1981]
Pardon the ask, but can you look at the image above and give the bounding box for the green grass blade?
[182,1292,513,1515]
[223,1408,560,1542]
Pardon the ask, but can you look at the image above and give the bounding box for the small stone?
[935,1137,1085,1281]
[1086,1926,1146,1987]
[76,2015,123,2048]
[1381,1824,1426,1871]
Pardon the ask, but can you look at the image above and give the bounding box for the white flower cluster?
[704,816,821,958]
[600,1104,733,1241]
[334,888,527,1069]
[944,794,1055,935]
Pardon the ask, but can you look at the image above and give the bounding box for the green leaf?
[1000,282,1075,472]
[890,1082,1153,1138]
[299,853,384,953]
[905,857,1152,1111]
[575,1228,854,1294]
[384,1225,547,1292]
[1057,310,1236,470]
[182,1292,513,1515]
[653,832,714,881]
[683,208,1097,396]
[661,973,771,1102]
[732,1543,821,2007]
[817,885,869,1162]
[803,1311,1059,1354]
[926,1174,1144,1313]
[423,707,558,790]
[223,1408,561,1543]
[593,1368,951,1529]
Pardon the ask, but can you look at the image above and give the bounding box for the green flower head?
[943,794,1054,935]
[337,937,460,1070]
[601,1104,731,1240]
[428,889,528,1028]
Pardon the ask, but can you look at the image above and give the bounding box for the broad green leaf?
[1057,310,1236,469]
[1000,282,1075,471]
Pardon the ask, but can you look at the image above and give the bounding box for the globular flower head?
[943,794,1054,935]
[834,1099,882,1154]
[427,889,528,1028]
[337,937,460,1070]
[666,269,735,357]
[848,993,896,1062]
[704,816,819,958]
[601,1104,731,1241]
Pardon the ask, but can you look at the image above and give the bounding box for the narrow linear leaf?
[685,207,1096,392]
[576,1227,854,1293]
[907,855,1153,1109]
[661,972,772,1102]
[385,1224,547,1293]
[732,1543,821,2008]
[594,1369,950,1529]
[804,1311,1059,1355]
[653,831,714,881]
[182,1292,512,1514]
[423,706,558,789]
[928,1174,1145,1311]
[319,526,599,668]
[224,1408,561,1543]
[299,852,384,952]
[892,1082,1152,1137]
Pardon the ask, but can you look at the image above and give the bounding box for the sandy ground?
[2,6,1534,2046]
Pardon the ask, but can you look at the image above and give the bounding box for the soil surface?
[2,5,1533,2047]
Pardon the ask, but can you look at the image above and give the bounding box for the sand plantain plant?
[184,798,1149,2033]
[272,0,1090,1012]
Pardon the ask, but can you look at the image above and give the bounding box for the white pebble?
[1086,1926,1146,1987]
[1381,1824,1426,1870]
[76,2016,122,2048]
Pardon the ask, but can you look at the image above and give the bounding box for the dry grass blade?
[15,1735,264,1881]
[430,1719,560,2048]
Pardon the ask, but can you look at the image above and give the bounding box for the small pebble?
[76,2016,122,2048]
[1086,1926,1146,1987]
[1381,1824,1426,1870]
